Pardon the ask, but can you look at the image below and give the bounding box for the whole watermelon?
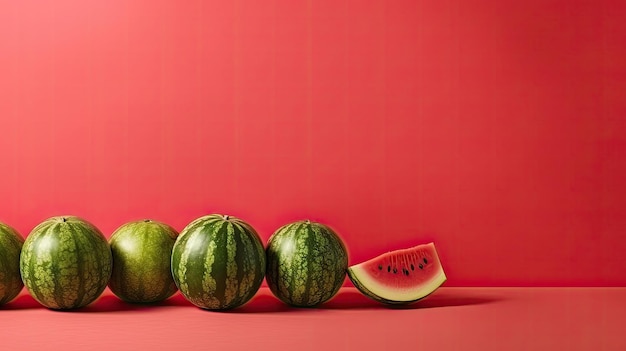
[266,220,348,307]
[20,216,112,309]
[109,219,179,303]
[171,214,265,310]
[0,222,24,305]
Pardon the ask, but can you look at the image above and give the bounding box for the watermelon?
[20,216,112,310]
[266,220,348,307]
[347,242,446,304]
[109,219,179,303]
[0,222,24,305]
[171,214,266,310]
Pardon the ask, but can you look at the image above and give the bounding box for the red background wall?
[0,0,624,286]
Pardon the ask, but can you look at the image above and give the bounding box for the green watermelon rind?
[265,220,348,307]
[108,219,179,304]
[171,214,266,310]
[347,267,446,305]
[0,222,25,305]
[19,216,112,310]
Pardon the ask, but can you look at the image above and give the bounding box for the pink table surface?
[1,287,624,350]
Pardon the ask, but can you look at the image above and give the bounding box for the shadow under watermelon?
[1,293,43,310]
[409,288,503,310]
[221,293,299,314]
[78,292,203,313]
[321,287,503,310]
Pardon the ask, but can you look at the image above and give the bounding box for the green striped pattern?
[266,220,348,307]
[0,222,24,305]
[20,216,112,310]
[109,220,179,303]
[171,214,266,310]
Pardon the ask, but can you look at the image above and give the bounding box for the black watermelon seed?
[378,265,383,270]
[410,264,415,271]
[423,258,428,264]
[419,264,424,270]
[403,269,409,276]
[387,266,391,272]
[393,268,397,274]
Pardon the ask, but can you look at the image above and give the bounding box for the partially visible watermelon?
[20,216,112,310]
[0,222,24,305]
[347,243,446,304]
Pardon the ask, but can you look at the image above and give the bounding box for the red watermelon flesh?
[347,243,446,304]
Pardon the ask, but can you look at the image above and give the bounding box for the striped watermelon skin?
[0,222,24,305]
[109,220,179,303]
[266,220,348,307]
[20,216,112,310]
[171,214,266,310]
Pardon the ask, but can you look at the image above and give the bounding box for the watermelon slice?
[347,242,447,304]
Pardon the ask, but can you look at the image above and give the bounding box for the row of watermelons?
[0,215,446,310]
